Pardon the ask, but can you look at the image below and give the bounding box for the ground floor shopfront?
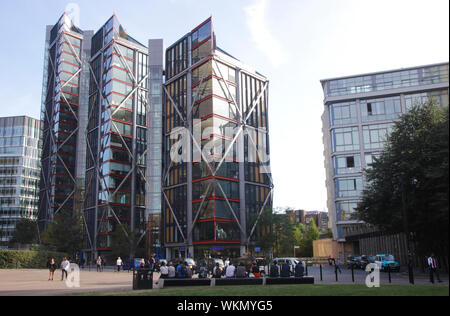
[165,243,246,261]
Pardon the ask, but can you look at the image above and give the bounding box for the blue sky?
[0,0,449,212]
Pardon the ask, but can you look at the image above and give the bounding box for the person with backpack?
[213,262,222,279]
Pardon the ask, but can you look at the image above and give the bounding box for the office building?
[0,116,41,245]
[321,62,449,260]
[162,18,273,259]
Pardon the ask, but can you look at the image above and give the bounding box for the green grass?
[72,284,449,297]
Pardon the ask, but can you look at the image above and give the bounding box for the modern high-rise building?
[0,116,41,246]
[321,62,449,259]
[38,13,93,231]
[162,18,273,260]
[83,15,152,256]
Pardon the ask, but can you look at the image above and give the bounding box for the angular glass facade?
[0,116,41,245]
[322,62,449,243]
[163,18,272,259]
[84,15,149,254]
[38,14,92,230]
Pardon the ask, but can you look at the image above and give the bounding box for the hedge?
[0,250,68,269]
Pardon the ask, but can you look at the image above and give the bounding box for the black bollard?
[305,264,308,276]
[351,265,355,283]
[335,266,338,282]
[320,264,323,281]
[388,266,392,284]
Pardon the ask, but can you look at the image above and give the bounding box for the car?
[255,258,268,275]
[197,258,225,275]
[184,258,197,273]
[375,254,401,272]
[347,256,362,269]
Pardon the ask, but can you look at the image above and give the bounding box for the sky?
[0,0,448,213]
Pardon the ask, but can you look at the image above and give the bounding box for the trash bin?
[133,268,153,290]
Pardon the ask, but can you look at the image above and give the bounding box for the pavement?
[0,269,134,296]
[0,266,447,296]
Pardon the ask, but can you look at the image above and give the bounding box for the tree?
[252,206,276,257]
[41,210,84,257]
[10,218,38,245]
[110,224,145,259]
[357,102,449,259]
[299,219,320,257]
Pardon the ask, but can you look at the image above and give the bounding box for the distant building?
[286,210,329,234]
[0,116,41,245]
[321,62,449,262]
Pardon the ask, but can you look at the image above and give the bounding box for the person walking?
[47,258,57,281]
[60,257,70,281]
[428,253,443,284]
[96,256,103,272]
[116,257,123,272]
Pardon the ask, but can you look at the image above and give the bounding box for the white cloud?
[244,0,287,68]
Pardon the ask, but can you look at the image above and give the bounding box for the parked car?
[375,254,401,272]
[184,258,197,273]
[198,258,225,275]
[347,256,370,270]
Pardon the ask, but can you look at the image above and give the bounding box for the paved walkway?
[0,269,134,296]
[0,267,447,296]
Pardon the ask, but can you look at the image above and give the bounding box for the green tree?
[252,206,276,257]
[10,218,38,245]
[41,210,84,257]
[299,219,320,257]
[110,224,145,259]
[293,223,306,256]
[357,102,449,258]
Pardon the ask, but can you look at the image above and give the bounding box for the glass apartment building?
[84,15,151,255]
[0,116,41,245]
[38,13,92,231]
[163,18,273,259]
[321,63,449,250]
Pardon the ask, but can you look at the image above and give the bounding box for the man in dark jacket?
[269,262,280,277]
[295,262,305,277]
[280,262,291,277]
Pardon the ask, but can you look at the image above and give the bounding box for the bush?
[0,249,68,269]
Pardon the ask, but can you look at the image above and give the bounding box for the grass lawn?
[72,284,449,296]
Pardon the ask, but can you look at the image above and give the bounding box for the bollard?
[305,264,308,276]
[388,266,392,284]
[351,265,355,283]
[335,266,338,282]
[320,264,323,282]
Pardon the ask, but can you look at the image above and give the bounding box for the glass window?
[363,123,393,150]
[336,177,363,198]
[332,127,360,152]
[360,96,402,122]
[334,155,362,175]
[330,102,358,126]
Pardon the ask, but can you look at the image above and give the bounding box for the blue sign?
[255,248,261,253]
[211,247,224,251]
